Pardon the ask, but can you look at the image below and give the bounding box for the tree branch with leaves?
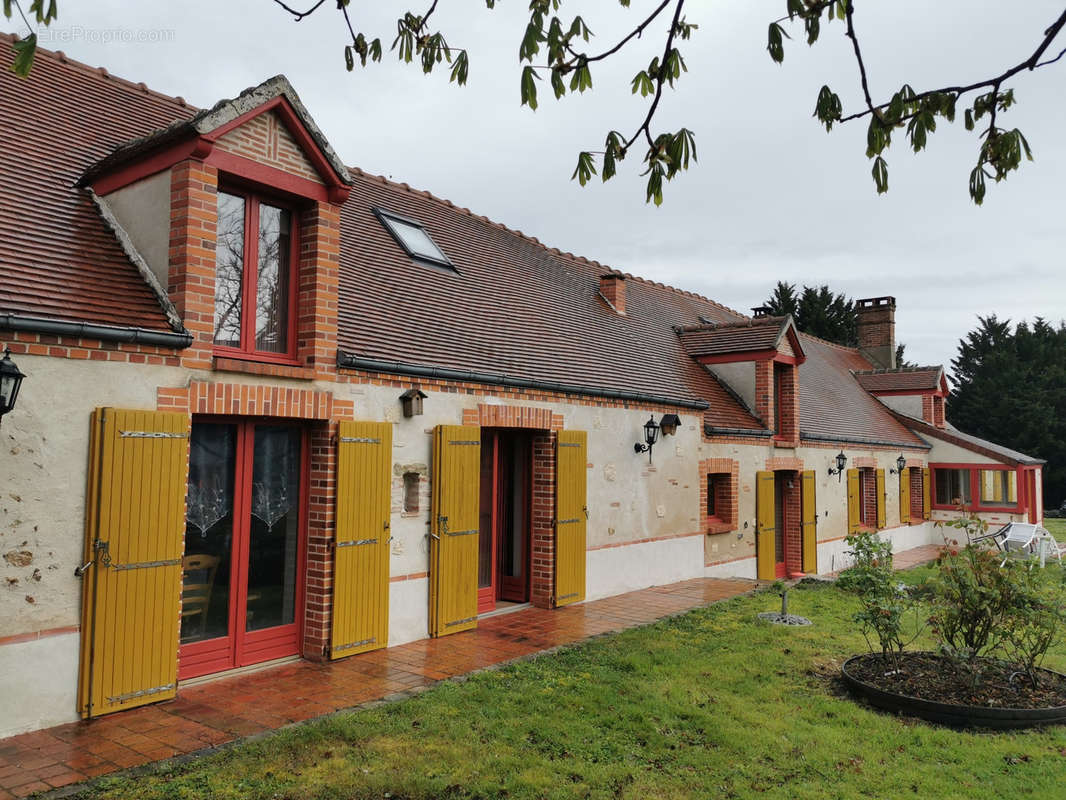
[8,1,1066,206]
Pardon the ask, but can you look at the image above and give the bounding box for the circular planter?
[841,653,1066,729]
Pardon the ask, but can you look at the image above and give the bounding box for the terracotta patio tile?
[10,781,49,798]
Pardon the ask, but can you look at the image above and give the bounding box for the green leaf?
[766,22,788,64]
[520,65,540,110]
[344,45,355,72]
[645,162,665,206]
[449,50,469,85]
[11,33,36,78]
[964,108,975,132]
[969,165,986,205]
[569,62,592,93]
[871,156,889,195]
[630,70,654,97]
[548,68,566,99]
[571,151,597,187]
[813,85,842,132]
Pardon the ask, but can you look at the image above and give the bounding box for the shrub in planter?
[838,531,923,669]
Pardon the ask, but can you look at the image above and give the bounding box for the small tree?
[838,531,921,670]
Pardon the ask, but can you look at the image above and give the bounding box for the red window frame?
[212,183,301,365]
[930,463,1026,513]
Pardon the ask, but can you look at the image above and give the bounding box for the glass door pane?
[182,423,237,644]
[246,426,302,632]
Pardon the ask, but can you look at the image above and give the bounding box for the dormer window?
[213,189,298,361]
[374,208,453,269]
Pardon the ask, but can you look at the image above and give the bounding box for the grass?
[78,577,1066,800]
[1045,517,1065,543]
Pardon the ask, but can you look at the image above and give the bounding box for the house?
[0,40,1044,738]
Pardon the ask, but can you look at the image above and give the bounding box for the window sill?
[707,520,735,535]
[213,356,315,381]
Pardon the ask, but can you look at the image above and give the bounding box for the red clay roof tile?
[854,367,945,393]
[0,38,195,332]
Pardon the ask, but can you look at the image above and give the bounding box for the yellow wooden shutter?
[755,471,776,580]
[846,469,860,534]
[801,470,817,574]
[1007,471,1018,504]
[876,468,887,529]
[429,425,480,637]
[331,420,392,660]
[77,408,190,719]
[555,430,588,607]
[922,467,931,519]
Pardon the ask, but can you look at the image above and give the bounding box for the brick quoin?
[303,423,336,660]
[909,468,925,521]
[168,158,219,370]
[297,201,340,379]
[782,476,803,575]
[754,360,773,429]
[780,480,801,580]
[861,468,878,528]
[531,430,557,609]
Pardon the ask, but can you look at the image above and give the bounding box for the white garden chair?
[990,522,1063,567]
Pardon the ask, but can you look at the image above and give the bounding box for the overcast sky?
[13,1,1066,370]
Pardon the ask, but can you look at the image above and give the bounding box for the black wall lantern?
[634,415,660,462]
[399,387,427,418]
[827,450,847,481]
[890,453,908,476]
[0,348,26,427]
[658,414,681,437]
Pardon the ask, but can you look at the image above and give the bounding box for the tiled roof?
[895,414,1044,465]
[0,38,195,332]
[797,336,927,448]
[676,317,790,358]
[336,168,762,426]
[0,50,975,450]
[854,367,944,393]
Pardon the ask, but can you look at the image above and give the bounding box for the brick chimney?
[856,296,896,370]
[599,271,626,315]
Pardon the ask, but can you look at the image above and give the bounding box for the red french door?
[477,430,532,614]
[179,419,308,680]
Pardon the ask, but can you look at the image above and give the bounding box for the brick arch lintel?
[157,380,354,421]
[462,403,564,431]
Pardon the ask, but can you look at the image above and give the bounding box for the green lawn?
[1045,517,1065,543]
[80,577,1066,800]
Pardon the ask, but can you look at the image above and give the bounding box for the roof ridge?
[3,31,196,111]
[853,365,942,375]
[797,330,861,353]
[346,165,747,320]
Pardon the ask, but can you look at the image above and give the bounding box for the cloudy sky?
[12,0,1065,369]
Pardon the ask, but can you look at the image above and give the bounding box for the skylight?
[374,208,453,269]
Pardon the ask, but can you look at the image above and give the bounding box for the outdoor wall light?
[399,387,427,418]
[658,414,682,437]
[827,450,848,482]
[0,348,26,427]
[889,453,907,476]
[634,415,660,463]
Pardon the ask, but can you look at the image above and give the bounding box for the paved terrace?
[0,544,943,798]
